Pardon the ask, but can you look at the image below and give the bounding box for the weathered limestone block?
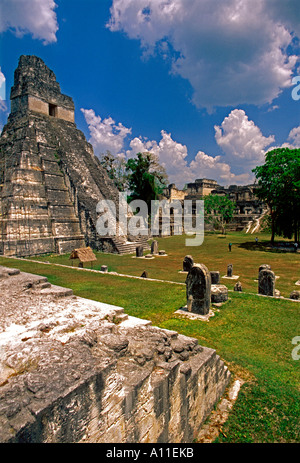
[186,264,211,315]
[44,173,67,190]
[227,264,233,277]
[290,290,300,300]
[210,271,220,284]
[258,268,276,296]
[259,264,271,273]
[27,95,50,116]
[211,284,228,303]
[56,105,75,123]
[46,189,72,205]
[234,281,243,292]
[151,240,158,255]
[136,245,143,257]
[183,255,194,272]
[0,267,231,443]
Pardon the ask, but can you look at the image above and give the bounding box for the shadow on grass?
[237,241,298,253]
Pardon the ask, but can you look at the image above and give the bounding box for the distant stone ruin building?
[0,55,146,257]
[211,183,266,231]
[186,178,219,198]
[162,178,267,233]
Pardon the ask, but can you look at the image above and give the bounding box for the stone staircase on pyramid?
[112,235,151,255]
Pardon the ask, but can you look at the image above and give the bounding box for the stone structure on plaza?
[227,264,233,278]
[177,179,218,199]
[290,290,300,300]
[186,263,212,315]
[183,255,194,272]
[136,245,143,257]
[0,55,148,257]
[234,281,243,292]
[183,257,229,309]
[258,267,276,297]
[211,183,265,217]
[210,271,220,285]
[211,284,228,304]
[162,179,267,233]
[259,264,271,274]
[151,240,158,255]
[0,266,231,443]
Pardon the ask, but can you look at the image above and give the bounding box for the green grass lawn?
[0,230,299,443]
[27,231,300,297]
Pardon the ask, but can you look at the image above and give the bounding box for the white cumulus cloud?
[127,131,194,185]
[107,0,299,110]
[126,128,254,188]
[0,0,58,44]
[81,108,132,157]
[82,108,281,189]
[214,109,275,170]
[287,126,300,147]
[0,69,5,88]
[0,68,7,112]
[190,151,252,186]
[265,0,300,38]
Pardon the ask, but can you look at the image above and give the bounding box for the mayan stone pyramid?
[0,55,143,257]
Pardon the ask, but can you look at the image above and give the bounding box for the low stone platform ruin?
[0,266,231,443]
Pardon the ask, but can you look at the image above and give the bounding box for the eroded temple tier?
[10,55,75,123]
[0,55,147,257]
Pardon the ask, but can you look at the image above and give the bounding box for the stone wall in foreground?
[0,266,231,443]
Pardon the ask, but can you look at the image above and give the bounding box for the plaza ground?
[0,231,299,442]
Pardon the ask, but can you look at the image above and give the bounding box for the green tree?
[252,148,300,244]
[125,152,168,209]
[99,151,127,191]
[204,194,236,234]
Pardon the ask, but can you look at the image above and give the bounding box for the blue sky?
[0,0,300,188]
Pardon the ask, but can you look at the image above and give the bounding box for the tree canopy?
[125,152,169,208]
[252,147,300,243]
[204,193,236,234]
[100,151,169,207]
[99,151,127,192]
